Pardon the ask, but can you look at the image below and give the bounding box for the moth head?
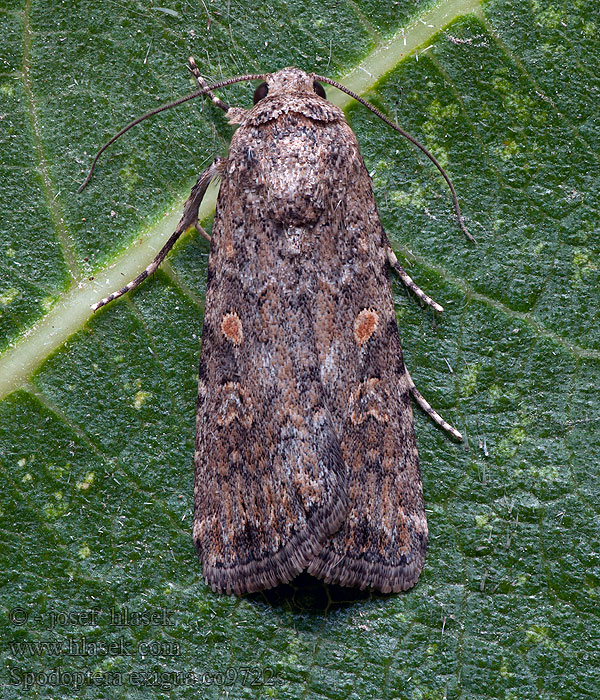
[253,67,327,104]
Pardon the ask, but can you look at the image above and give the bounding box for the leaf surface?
[1,0,599,698]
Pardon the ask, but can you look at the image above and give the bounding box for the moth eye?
[253,82,269,104]
[313,81,326,99]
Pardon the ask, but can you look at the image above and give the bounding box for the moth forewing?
[82,64,467,596]
[194,69,426,594]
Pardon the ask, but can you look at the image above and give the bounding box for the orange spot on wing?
[354,308,379,345]
[221,311,244,345]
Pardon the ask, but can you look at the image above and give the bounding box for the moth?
[81,60,471,595]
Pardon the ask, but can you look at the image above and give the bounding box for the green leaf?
[1,0,599,698]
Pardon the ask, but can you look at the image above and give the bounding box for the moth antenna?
[78,73,267,192]
[313,74,474,242]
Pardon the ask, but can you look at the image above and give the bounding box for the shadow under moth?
[81,61,471,596]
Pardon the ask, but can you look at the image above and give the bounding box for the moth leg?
[188,57,230,112]
[187,56,248,125]
[405,367,463,441]
[91,158,225,312]
[387,249,444,313]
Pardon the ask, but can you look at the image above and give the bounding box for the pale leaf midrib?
[0,0,482,402]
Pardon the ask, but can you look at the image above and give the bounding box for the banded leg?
[188,57,229,112]
[387,249,443,313]
[187,57,248,124]
[91,158,225,312]
[405,367,463,441]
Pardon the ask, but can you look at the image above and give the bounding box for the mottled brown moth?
[81,60,471,595]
